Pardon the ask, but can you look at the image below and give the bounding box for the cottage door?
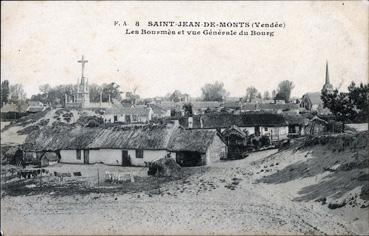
[255,126,261,136]
[122,150,130,166]
[83,150,89,164]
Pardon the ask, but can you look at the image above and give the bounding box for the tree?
[256,92,262,99]
[6,83,27,112]
[39,84,51,95]
[321,89,354,124]
[263,91,270,100]
[244,86,258,102]
[1,80,10,106]
[201,81,229,102]
[89,84,103,103]
[321,81,368,124]
[125,92,140,105]
[9,84,27,102]
[275,80,294,102]
[169,90,183,102]
[272,90,277,99]
[101,82,123,102]
[347,82,369,122]
[31,84,76,106]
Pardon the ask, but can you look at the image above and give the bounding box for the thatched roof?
[23,126,74,151]
[1,103,27,113]
[167,128,218,153]
[283,114,308,126]
[42,152,59,161]
[149,104,168,116]
[105,105,151,116]
[222,101,241,109]
[192,101,220,109]
[23,122,222,153]
[221,125,247,138]
[241,103,299,111]
[179,113,287,129]
[87,124,176,150]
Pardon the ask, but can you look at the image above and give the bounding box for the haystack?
[148,157,182,178]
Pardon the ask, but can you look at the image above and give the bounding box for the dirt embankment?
[254,131,368,209]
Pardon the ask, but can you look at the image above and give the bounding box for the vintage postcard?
[1,1,368,235]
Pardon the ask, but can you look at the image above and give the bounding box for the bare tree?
[244,86,258,102]
[201,81,229,102]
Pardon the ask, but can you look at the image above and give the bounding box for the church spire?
[325,61,330,85]
[322,60,333,93]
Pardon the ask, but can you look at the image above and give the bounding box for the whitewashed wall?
[60,150,84,164]
[89,149,122,165]
[265,126,288,141]
[205,135,227,165]
[130,150,169,166]
[219,127,255,135]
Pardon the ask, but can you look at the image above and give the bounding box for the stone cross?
[78,55,88,78]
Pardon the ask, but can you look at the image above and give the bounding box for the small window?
[136,149,143,159]
[76,150,81,160]
[264,127,268,131]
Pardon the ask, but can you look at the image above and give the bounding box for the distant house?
[149,104,171,118]
[154,101,221,116]
[305,116,328,135]
[1,103,28,120]
[155,101,184,116]
[241,103,299,114]
[283,114,308,137]
[221,101,241,111]
[103,104,153,123]
[300,92,322,111]
[300,92,331,115]
[191,101,221,115]
[27,101,48,113]
[179,113,289,142]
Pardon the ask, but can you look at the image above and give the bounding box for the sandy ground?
[2,149,367,235]
[1,121,11,130]
[0,125,27,145]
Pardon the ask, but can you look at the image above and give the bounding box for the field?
[2,148,368,235]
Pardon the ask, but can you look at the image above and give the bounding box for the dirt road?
[1,150,363,235]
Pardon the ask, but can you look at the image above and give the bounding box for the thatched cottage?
[24,122,227,167]
[168,128,226,166]
[84,124,176,166]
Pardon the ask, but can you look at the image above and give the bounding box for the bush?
[38,119,49,126]
[326,120,344,133]
[86,119,100,127]
[260,135,271,147]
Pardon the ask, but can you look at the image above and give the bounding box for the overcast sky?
[1,1,368,99]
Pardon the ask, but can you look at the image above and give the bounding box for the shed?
[167,128,227,166]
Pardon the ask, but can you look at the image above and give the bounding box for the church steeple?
[325,61,330,85]
[322,61,333,93]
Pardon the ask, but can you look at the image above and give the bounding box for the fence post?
[97,168,99,187]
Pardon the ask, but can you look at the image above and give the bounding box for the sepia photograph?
[1,1,368,235]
